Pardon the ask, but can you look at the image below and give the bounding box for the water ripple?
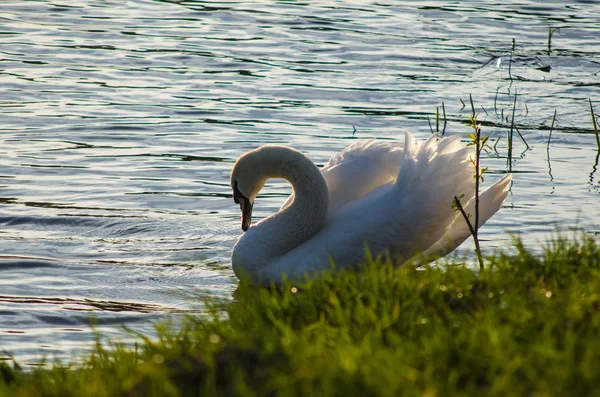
[0,0,599,364]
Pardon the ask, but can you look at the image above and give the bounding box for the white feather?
[231,131,512,285]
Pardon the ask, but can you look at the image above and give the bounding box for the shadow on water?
[0,295,176,314]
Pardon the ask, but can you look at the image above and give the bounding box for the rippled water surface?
[1,0,599,363]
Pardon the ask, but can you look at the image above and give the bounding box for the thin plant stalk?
[469,94,476,118]
[515,127,530,150]
[494,87,499,114]
[547,109,557,182]
[474,122,482,269]
[590,99,599,150]
[590,99,600,184]
[493,137,501,153]
[508,38,515,81]
[441,102,447,136]
[427,116,434,134]
[508,89,517,171]
[453,109,487,271]
[431,103,447,136]
[453,195,482,270]
[547,26,559,55]
[547,109,557,152]
[592,153,600,186]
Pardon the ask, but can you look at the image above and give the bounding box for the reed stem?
[590,99,599,151]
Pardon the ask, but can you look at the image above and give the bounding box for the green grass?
[1,234,600,397]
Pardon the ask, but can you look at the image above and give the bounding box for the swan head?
[230,148,269,231]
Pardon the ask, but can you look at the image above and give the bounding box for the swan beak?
[233,181,253,232]
[241,198,253,232]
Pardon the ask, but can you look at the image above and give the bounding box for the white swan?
[230,131,512,285]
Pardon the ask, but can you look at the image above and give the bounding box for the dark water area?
[0,0,599,364]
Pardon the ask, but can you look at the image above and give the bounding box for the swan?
[230,131,512,285]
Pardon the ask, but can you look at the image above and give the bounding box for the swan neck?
[232,147,329,282]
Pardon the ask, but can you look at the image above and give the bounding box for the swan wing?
[265,132,482,283]
[418,173,512,261]
[280,139,403,216]
[321,139,404,215]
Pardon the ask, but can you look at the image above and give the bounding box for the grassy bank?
[1,234,600,396]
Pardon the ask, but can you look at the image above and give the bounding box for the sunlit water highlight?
[0,0,599,364]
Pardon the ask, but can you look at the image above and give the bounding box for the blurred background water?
[0,0,599,364]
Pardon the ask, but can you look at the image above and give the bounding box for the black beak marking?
[233,180,252,232]
[233,181,245,207]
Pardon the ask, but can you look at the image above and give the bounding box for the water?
[1,0,599,364]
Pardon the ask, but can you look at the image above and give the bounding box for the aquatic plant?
[452,104,490,271]
[547,26,560,55]
[590,99,599,151]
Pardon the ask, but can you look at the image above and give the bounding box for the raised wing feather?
[280,139,403,217]
[418,173,512,261]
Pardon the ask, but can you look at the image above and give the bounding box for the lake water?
[1,0,599,365]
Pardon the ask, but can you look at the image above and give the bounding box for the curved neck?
[232,147,329,282]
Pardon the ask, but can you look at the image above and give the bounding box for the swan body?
[230,132,512,285]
